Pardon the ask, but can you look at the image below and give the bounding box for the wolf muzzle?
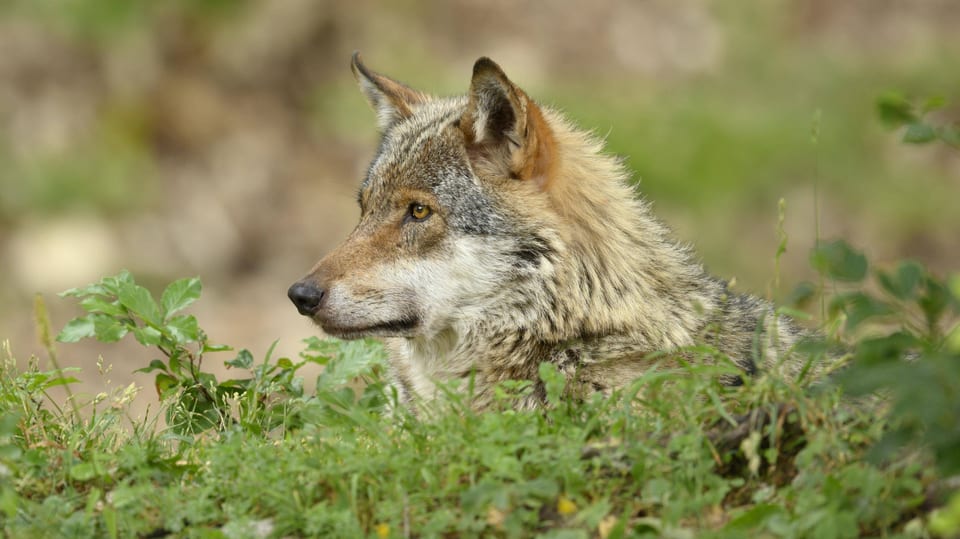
[287,280,324,316]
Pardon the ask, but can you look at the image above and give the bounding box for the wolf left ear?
[351,52,427,132]
[460,58,555,189]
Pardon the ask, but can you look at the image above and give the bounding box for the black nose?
[288,281,324,316]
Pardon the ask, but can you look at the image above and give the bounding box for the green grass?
[2,253,959,538]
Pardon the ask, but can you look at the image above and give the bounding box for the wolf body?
[288,54,808,410]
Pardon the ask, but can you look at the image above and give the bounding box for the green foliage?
[0,255,952,537]
[810,240,868,283]
[876,92,960,149]
[812,242,960,481]
[55,271,386,436]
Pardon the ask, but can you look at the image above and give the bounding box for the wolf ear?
[351,52,426,131]
[460,57,555,189]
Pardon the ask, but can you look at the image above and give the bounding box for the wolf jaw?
[288,52,808,410]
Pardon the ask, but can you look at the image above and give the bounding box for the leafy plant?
[876,92,960,148]
[55,270,386,436]
[812,239,960,535]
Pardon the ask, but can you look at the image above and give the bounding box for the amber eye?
[408,203,432,221]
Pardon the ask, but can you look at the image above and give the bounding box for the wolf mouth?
[319,317,420,339]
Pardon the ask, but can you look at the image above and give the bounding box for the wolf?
[288,53,810,410]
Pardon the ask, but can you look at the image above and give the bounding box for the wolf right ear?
[351,52,426,131]
[460,57,556,189]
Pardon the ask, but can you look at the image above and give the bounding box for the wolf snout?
[287,280,324,316]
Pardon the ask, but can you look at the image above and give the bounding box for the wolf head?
[288,53,564,340]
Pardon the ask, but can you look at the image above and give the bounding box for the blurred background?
[1,0,958,414]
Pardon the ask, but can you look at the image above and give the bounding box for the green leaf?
[166,385,223,434]
[132,326,163,346]
[79,296,124,316]
[168,353,183,375]
[155,373,179,398]
[165,315,200,343]
[810,240,867,282]
[161,277,201,318]
[876,92,916,128]
[851,332,919,367]
[930,490,960,537]
[313,339,387,389]
[59,283,110,299]
[226,349,254,369]
[877,261,924,301]
[61,271,134,298]
[919,277,951,329]
[277,357,294,370]
[539,362,566,406]
[829,292,894,330]
[203,343,233,354]
[785,281,817,308]
[135,359,169,374]
[725,504,786,531]
[118,282,162,326]
[42,376,80,389]
[218,379,251,392]
[105,270,134,290]
[56,316,95,343]
[92,314,129,342]
[902,122,937,144]
[69,462,97,481]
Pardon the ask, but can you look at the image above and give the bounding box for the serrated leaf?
[903,122,937,144]
[161,277,201,318]
[118,283,162,326]
[79,296,125,316]
[61,271,134,298]
[56,316,96,343]
[135,359,170,374]
[876,93,916,128]
[165,315,199,343]
[132,326,163,346]
[226,349,254,369]
[810,240,867,282]
[314,339,387,389]
[105,270,134,290]
[93,314,129,343]
[59,283,110,299]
